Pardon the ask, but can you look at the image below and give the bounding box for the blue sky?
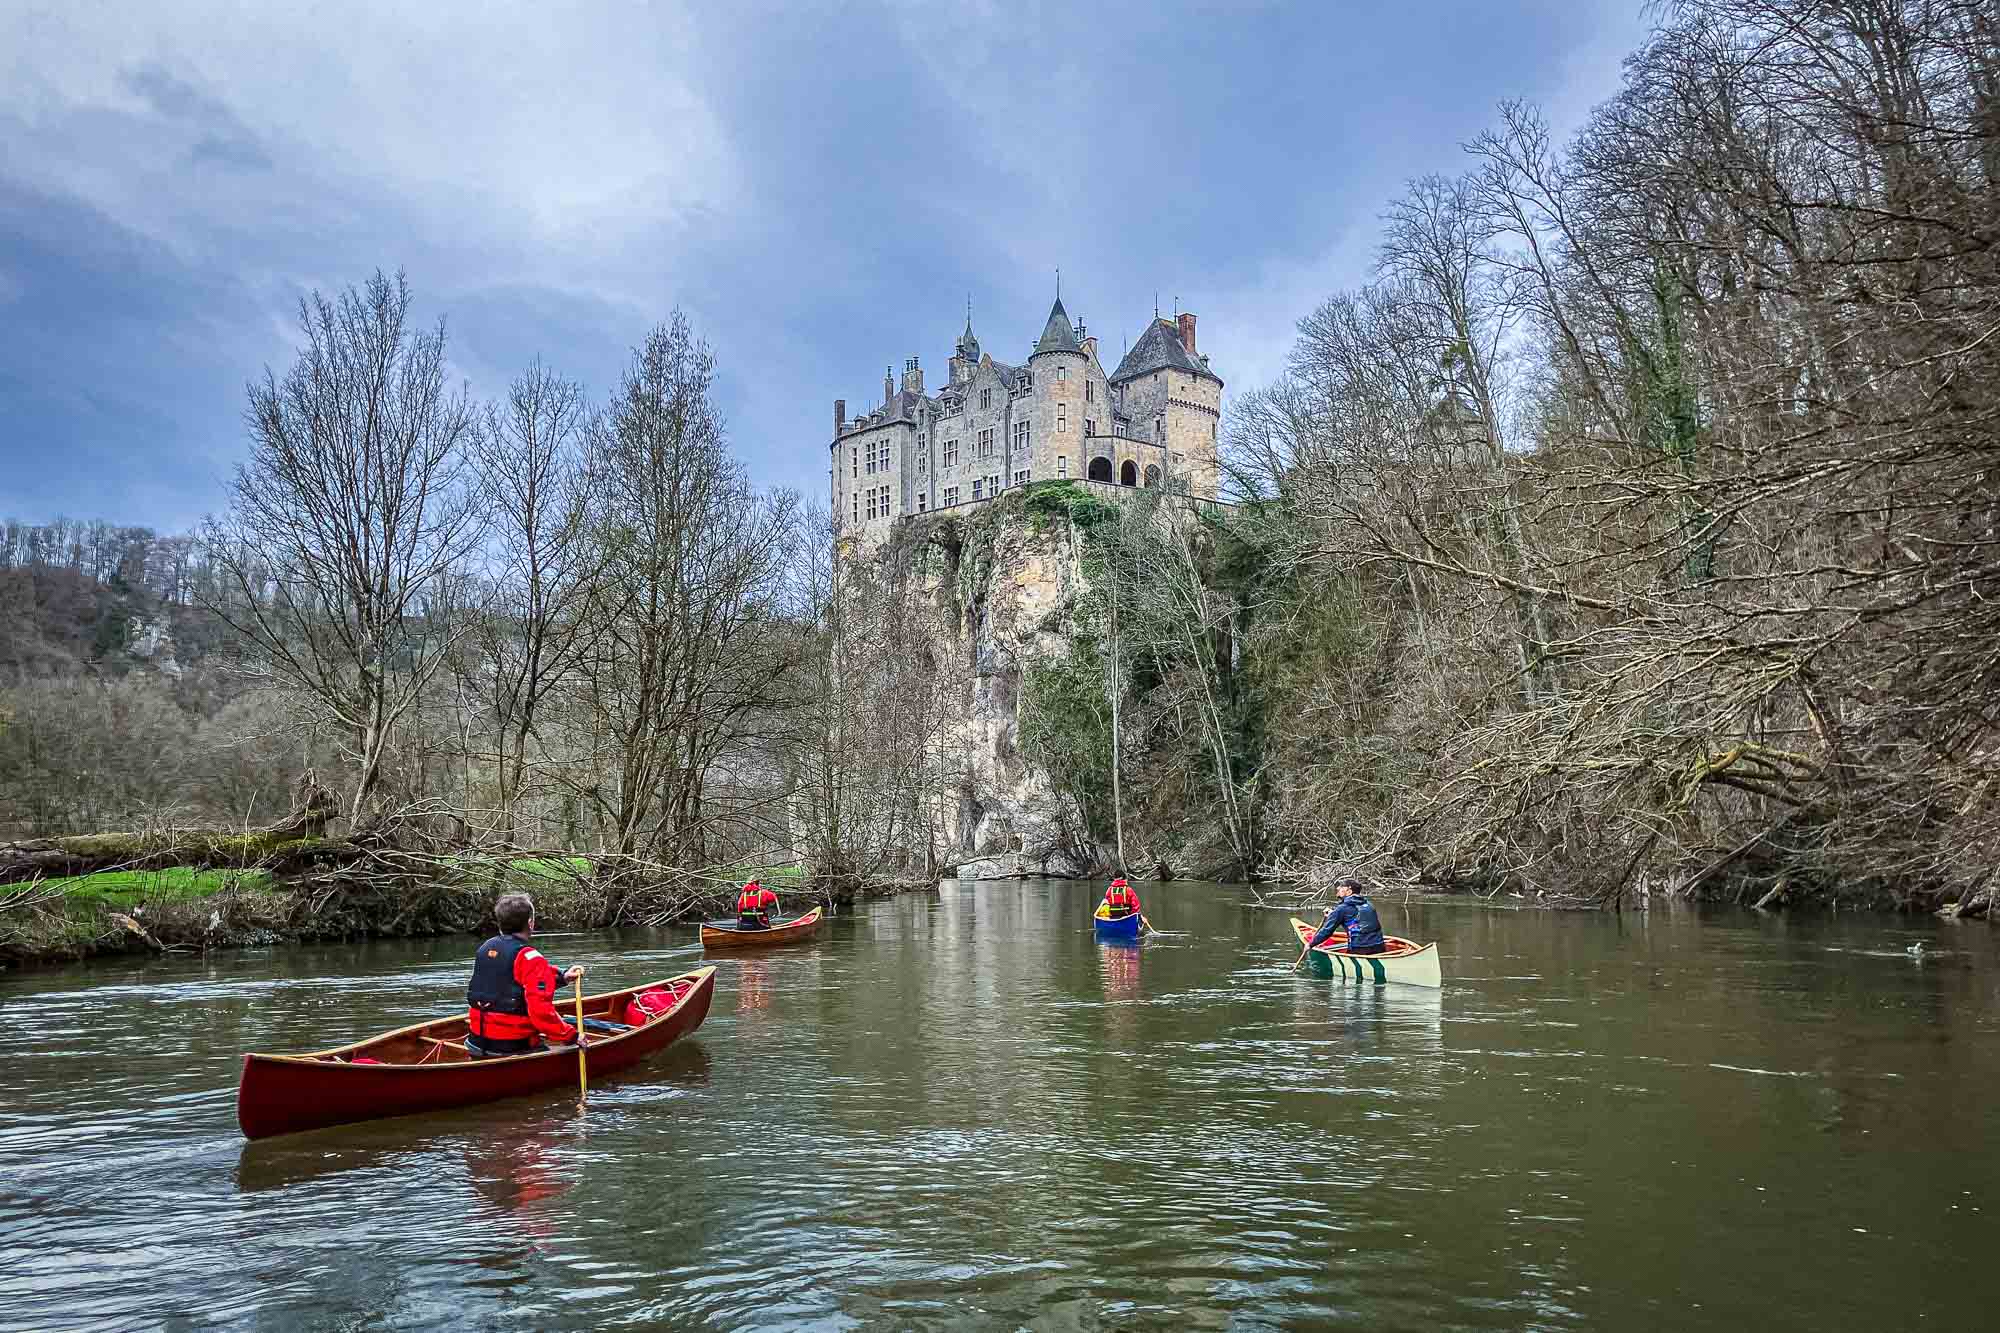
[0,1,1647,531]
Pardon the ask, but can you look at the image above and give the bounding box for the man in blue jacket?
[1309,878,1387,955]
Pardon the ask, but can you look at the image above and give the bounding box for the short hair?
[1334,877,1364,894]
[495,893,535,933]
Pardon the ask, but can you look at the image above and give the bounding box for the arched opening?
[1087,456,1113,483]
[1120,460,1137,487]
[1143,464,1161,489]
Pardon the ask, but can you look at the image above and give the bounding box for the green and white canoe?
[1290,917,1443,989]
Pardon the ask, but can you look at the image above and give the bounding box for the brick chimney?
[834,398,846,434]
[1177,312,1197,355]
[884,366,895,407]
[902,356,924,396]
[1081,334,1098,362]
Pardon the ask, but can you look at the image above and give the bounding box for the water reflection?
[5,882,1999,1329]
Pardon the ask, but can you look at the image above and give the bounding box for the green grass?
[507,856,593,880]
[45,867,273,907]
[713,862,804,885]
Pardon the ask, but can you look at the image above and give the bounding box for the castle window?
[918,492,927,512]
[943,438,959,466]
[919,452,928,475]
[1086,379,1094,403]
[944,485,960,507]
[1056,365,1067,382]
[1057,455,1068,478]
[851,445,858,477]
[1013,419,1028,452]
[971,477,983,501]
[852,492,859,523]
[1057,404,1066,432]
[980,388,991,410]
[977,428,993,459]
[1013,468,1029,487]
[1085,418,1095,437]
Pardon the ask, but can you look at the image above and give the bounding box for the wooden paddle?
[573,970,588,1114]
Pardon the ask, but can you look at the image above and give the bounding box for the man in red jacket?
[736,879,779,929]
[466,892,586,1058]
[1102,877,1141,919]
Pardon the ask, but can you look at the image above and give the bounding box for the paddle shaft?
[574,975,587,1112]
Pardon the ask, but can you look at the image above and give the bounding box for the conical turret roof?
[1032,297,1081,356]
[955,312,980,362]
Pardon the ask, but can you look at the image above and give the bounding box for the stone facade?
[830,294,1224,550]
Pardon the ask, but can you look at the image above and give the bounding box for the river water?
[2,880,1995,1330]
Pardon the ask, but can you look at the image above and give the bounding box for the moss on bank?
[0,852,858,971]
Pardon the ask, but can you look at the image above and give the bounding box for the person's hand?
[571,1031,589,1047]
[564,964,584,983]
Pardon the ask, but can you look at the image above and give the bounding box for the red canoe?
[700,905,825,951]
[236,965,716,1140]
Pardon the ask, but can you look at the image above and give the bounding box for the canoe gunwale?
[1287,917,1443,989]
[700,905,825,951]
[241,966,717,1070]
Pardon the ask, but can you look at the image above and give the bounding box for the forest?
[4,0,1996,944]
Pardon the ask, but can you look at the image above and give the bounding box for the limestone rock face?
[893,495,1102,878]
[126,618,183,678]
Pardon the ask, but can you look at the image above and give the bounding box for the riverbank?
[0,852,926,970]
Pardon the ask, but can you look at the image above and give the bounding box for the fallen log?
[0,779,344,886]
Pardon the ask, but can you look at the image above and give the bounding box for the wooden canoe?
[700,905,825,951]
[236,965,716,1140]
[1289,917,1442,989]
[1092,904,1143,938]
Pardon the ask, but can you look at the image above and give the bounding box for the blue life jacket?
[1338,895,1386,952]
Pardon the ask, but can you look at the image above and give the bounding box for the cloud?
[0,0,1653,529]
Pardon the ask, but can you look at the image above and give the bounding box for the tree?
[572,314,801,864]
[203,270,483,824]
[467,360,602,843]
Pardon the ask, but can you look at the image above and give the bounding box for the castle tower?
[1109,309,1223,493]
[1026,295,1106,486]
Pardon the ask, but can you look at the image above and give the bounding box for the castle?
[830,293,1224,545]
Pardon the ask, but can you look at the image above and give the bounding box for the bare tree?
[467,360,603,843]
[572,314,802,864]
[203,270,484,824]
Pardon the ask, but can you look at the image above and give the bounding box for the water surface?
[3,881,1995,1329]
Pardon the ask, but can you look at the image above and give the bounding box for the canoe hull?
[236,966,715,1140]
[1092,906,1142,938]
[1289,917,1442,989]
[700,906,825,951]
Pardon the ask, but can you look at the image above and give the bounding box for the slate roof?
[1110,318,1223,387]
[1032,297,1081,356]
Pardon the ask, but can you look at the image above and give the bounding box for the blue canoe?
[1092,904,1142,938]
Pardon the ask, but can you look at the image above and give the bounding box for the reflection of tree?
[737,958,773,1013]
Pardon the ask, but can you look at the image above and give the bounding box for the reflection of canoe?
[701,906,825,951]
[1289,917,1442,989]
[236,967,715,1140]
[1093,904,1142,938]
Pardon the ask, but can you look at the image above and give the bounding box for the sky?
[0,0,1649,531]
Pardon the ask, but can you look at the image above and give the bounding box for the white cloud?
[0,1,739,280]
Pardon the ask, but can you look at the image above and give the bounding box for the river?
[2,880,1995,1330]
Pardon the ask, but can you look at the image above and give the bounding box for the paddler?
[1101,876,1140,919]
[735,878,779,929]
[1308,878,1387,955]
[465,892,586,1058]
